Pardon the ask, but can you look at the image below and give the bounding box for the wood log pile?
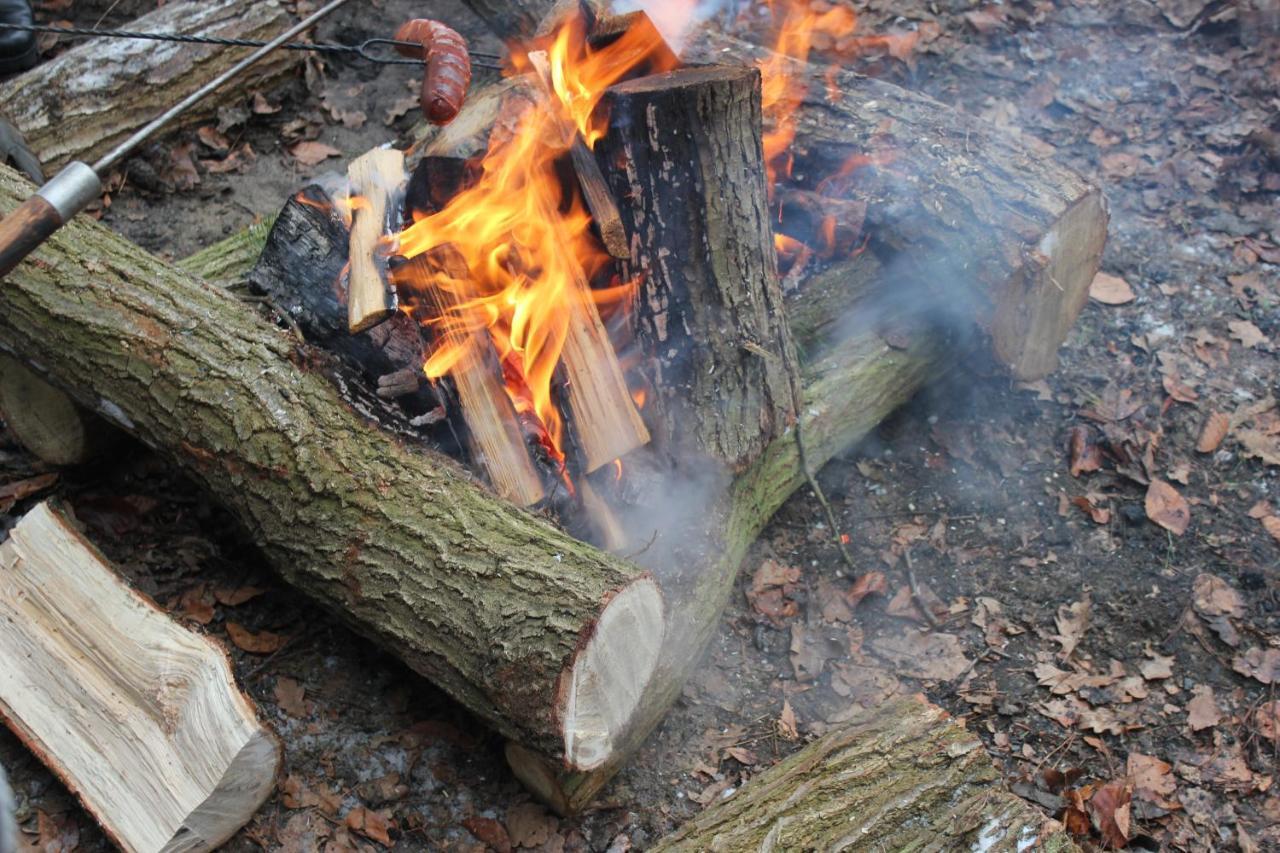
[0,0,1108,842]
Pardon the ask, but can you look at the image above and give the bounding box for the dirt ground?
[2,0,1278,850]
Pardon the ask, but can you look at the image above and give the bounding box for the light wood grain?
[0,502,279,853]
[347,148,407,334]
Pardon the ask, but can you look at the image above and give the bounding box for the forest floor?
[1,0,1278,851]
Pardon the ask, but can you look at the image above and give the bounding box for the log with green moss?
[650,696,1079,852]
[0,162,664,772]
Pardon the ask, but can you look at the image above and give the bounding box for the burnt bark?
[599,65,796,471]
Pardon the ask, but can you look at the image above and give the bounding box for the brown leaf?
[1140,652,1175,681]
[777,699,799,740]
[1228,319,1269,349]
[225,622,287,655]
[274,676,311,717]
[1196,411,1230,452]
[724,746,757,765]
[871,630,971,681]
[789,623,827,682]
[252,92,281,114]
[1162,372,1199,403]
[1087,780,1133,849]
[1192,573,1246,619]
[290,140,342,167]
[345,806,393,846]
[212,585,267,606]
[1254,700,1280,742]
[1232,646,1280,685]
[747,558,801,626]
[384,93,421,126]
[0,472,59,502]
[1127,752,1176,805]
[176,583,215,624]
[1089,272,1136,305]
[1187,685,1222,731]
[1238,428,1280,466]
[196,125,230,155]
[1067,425,1103,476]
[1263,515,1280,544]
[1053,592,1091,661]
[1070,495,1111,524]
[506,803,555,848]
[1145,479,1190,535]
[168,141,200,190]
[845,570,887,608]
[817,577,853,622]
[463,817,512,853]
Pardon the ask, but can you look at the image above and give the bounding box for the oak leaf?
[1145,479,1190,535]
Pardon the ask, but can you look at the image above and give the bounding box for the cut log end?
[994,188,1109,379]
[558,577,664,770]
[0,356,100,466]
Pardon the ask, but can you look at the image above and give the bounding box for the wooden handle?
[0,194,63,279]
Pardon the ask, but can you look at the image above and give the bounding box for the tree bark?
[685,29,1109,379]
[0,501,281,853]
[649,696,1078,852]
[598,65,796,472]
[506,252,953,813]
[0,162,664,771]
[0,0,303,172]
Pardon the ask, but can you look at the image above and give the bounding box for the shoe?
[0,0,38,76]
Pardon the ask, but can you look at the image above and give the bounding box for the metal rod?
[92,0,356,173]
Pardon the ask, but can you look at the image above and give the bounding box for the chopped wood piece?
[650,697,1079,851]
[394,247,545,506]
[0,356,114,466]
[0,162,664,771]
[599,65,796,471]
[0,0,301,171]
[0,501,280,852]
[347,148,407,334]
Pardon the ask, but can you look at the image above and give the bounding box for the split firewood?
[0,356,115,466]
[393,247,545,506]
[0,501,280,852]
[347,148,408,334]
[598,64,797,471]
[685,29,1109,380]
[0,0,302,171]
[0,162,666,772]
[649,697,1078,851]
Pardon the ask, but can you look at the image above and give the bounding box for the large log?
[0,501,280,852]
[0,162,664,772]
[685,29,1109,379]
[598,65,795,471]
[506,252,951,813]
[650,696,1078,852]
[0,0,303,172]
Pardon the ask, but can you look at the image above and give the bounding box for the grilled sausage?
[393,19,472,125]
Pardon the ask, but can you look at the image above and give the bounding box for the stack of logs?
[0,0,1107,830]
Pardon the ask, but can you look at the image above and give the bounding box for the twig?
[905,549,941,628]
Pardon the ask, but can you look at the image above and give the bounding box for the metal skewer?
[0,0,356,277]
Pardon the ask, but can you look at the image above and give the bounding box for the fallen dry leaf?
[1087,780,1133,849]
[1127,752,1176,805]
[0,472,59,502]
[346,807,393,847]
[1070,494,1111,524]
[845,570,887,608]
[1067,425,1104,476]
[1237,428,1280,466]
[1187,685,1222,731]
[778,699,799,740]
[289,139,342,167]
[462,817,512,853]
[1089,272,1136,305]
[1196,411,1230,452]
[212,585,267,606]
[175,583,215,625]
[1145,479,1190,535]
[1255,701,1280,742]
[1263,515,1280,544]
[871,630,971,681]
[225,622,287,655]
[1232,646,1280,685]
[747,558,801,626]
[1053,592,1091,661]
[1228,319,1269,349]
[1140,651,1175,681]
[505,803,555,849]
[274,676,311,717]
[1191,572,1245,646]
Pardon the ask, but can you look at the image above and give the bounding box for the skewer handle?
[0,162,101,278]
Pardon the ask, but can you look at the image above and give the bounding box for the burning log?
[346,148,407,334]
[394,247,545,506]
[598,65,796,471]
[649,697,1075,851]
[0,501,280,852]
[0,0,302,172]
[686,30,1109,380]
[0,162,667,773]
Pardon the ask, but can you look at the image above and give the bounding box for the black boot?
[0,0,38,76]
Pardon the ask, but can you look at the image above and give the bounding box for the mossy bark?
[0,0,302,172]
[177,217,276,284]
[650,697,1079,852]
[0,163,654,766]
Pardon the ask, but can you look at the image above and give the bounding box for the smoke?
[612,0,737,52]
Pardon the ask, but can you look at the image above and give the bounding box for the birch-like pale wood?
[0,0,301,172]
[0,502,280,853]
[347,148,407,334]
[0,356,109,466]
